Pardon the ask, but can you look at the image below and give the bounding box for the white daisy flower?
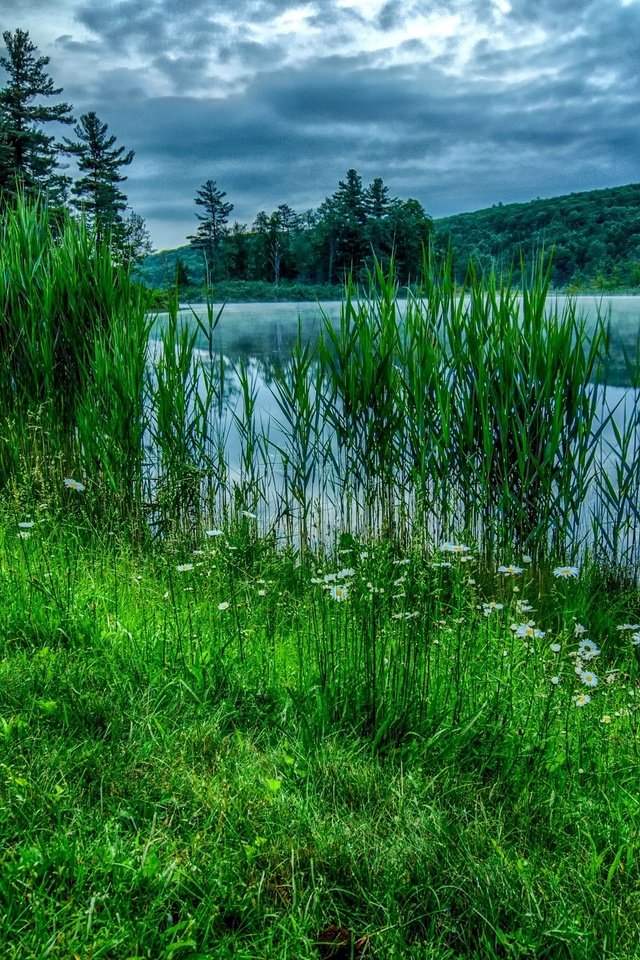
[482,601,504,616]
[515,624,545,639]
[64,478,86,491]
[578,640,600,659]
[553,565,579,578]
[329,584,348,602]
[440,542,471,554]
[580,670,599,688]
[497,564,524,576]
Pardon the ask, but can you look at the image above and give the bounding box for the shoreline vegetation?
[144,279,640,309]
[136,181,640,303]
[1,197,639,958]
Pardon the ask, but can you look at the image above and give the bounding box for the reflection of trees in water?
[147,296,640,559]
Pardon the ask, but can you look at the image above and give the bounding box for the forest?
[139,180,640,295]
[435,182,640,290]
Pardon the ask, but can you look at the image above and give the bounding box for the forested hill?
[138,181,640,294]
[435,182,640,289]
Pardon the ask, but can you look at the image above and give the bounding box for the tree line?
[0,28,152,263]
[0,26,433,286]
[180,169,433,288]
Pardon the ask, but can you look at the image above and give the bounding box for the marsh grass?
[1,198,640,956]
[3,197,639,567]
[0,197,151,521]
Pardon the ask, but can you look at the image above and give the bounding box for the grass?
[1,512,639,958]
[141,280,348,308]
[1,198,639,956]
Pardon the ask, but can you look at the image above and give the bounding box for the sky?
[2,0,639,250]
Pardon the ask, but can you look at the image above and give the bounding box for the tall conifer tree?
[62,111,134,242]
[0,28,73,201]
[188,180,233,274]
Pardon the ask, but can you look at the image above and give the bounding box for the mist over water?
[153,296,640,386]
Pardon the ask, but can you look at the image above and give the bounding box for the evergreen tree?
[0,28,73,201]
[365,177,395,219]
[319,169,368,281]
[364,177,397,269]
[188,179,233,275]
[251,211,273,281]
[61,111,134,242]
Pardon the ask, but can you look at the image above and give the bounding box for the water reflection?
[152,295,640,386]
[145,296,640,560]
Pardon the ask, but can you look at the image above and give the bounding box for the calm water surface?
[148,296,640,486]
[152,295,640,384]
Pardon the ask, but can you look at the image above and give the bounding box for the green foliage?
[0,514,638,958]
[138,169,433,291]
[435,183,640,289]
[2,201,640,957]
[5,199,640,572]
[0,195,151,515]
[0,27,73,203]
[61,110,134,243]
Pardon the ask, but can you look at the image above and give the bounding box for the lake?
[153,295,640,385]
[146,295,640,557]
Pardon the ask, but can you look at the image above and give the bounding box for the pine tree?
[364,177,398,269]
[188,180,233,275]
[62,111,134,242]
[0,28,73,201]
[319,169,367,281]
[364,177,396,219]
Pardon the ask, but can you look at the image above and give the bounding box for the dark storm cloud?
[88,34,635,243]
[377,2,405,31]
[74,0,314,59]
[2,0,52,12]
[15,0,638,247]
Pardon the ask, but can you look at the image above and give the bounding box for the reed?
[0,195,150,520]
[2,196,637,573]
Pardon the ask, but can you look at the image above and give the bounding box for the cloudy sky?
[3,0,639,250]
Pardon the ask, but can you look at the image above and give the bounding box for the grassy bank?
[143,280,347,309]
[1,511,639,958]
[1,198,639,957]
